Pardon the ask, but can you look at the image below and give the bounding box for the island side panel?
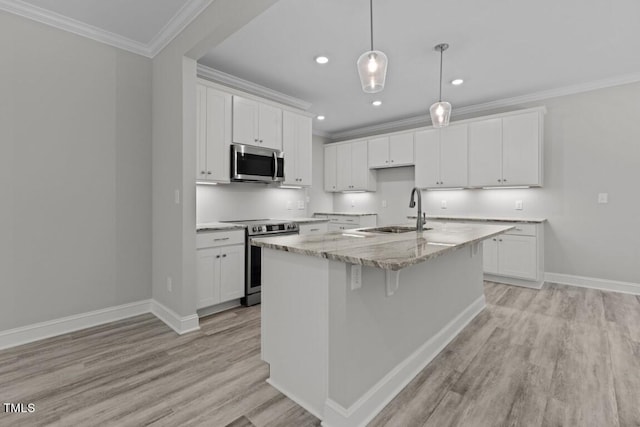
[327,245,486,413]
[261,248,329,419]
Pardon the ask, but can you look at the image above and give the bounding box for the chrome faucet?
[409,187,424,232]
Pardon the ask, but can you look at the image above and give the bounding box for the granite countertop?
[251,222,512,271]
[274,217,330,224]
[408,215,547,224]
[314,212,378,217]
[196,222,246,232]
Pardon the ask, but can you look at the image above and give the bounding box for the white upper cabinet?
[327,140,376,192]
[324,144,338,192]
[232,96,282,150]
[415,124,468,189]
[368,132,414,168]
[196,84,232,183]
[502,112,541,186]
[469,111,542,187]
[283,111,312,186]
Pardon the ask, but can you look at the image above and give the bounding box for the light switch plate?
[382,200,387,208]
[598,193,608,204]
[297,200,305,210]
[515,200,523,210]
[441,200,447,209]
[286,200,293,210]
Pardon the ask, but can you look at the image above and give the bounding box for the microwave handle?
[273,152,278,181]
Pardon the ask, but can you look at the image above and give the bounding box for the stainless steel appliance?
[224,219,299,306]
[230,143,285,183]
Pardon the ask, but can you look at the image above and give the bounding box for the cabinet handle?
[503,179,507,182]
[390,160,394,163]
[499,239,503,242]
[200,171,205,174]
[216,255,220,258]
[492,238,497,241]
[214,237,230,241]
[222,254,227,258]
[207,171,212,175]
[259,139,263,143]
[310,228,320,232]
[254,138,258,142]
[497,179,502,182]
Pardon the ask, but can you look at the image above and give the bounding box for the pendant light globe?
[357,0,387,93]
[429,43,452,128]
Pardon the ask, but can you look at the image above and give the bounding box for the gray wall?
[334,82,640,284]
[0,11,152,331]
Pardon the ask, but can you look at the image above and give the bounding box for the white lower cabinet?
[315,214,377,231]
[299,222,328,235]
[483,234,537,280]
[196,230,245,309]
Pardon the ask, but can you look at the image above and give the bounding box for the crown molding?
[312,129,332,139]
[197,64,313,111]
[329,72,640,140]
[0,0,213,58]
[147,0,214,57]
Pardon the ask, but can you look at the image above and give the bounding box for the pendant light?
[357,0,387,93]
[429,43,452,127]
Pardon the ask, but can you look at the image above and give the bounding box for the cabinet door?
[232,96,259,145]
[439,124,468,188]
[205,88,232,182]
[350,140,369,190]
[219,244,245,302]
[414,129,440,188]
[389,132,414,166]
[324,145,338,192]
[498,235,537,280]
[468,118,502,187]
[502,112,540,186]
[196,247,221,309]
[368,136,389,168]
[258,103,282,150]
[336,143,352,191]
[282,111,298,186]
[196,85,208,181]
[482,238,499,275]
[296,115,313,186]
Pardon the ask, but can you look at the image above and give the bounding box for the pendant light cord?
[438,47,443,102]
[370,0,374,51]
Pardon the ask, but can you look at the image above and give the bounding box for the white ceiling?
[199,0,640,137]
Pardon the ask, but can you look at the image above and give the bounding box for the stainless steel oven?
[230,144,284,183]
[224,220,299,306]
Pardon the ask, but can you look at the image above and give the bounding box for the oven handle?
[272,152,278,181]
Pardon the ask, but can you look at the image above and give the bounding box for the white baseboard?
[544,272,640,295]
[197,299,241,318]
[322,295,486,427]
[484,273,544,289]
[150,300,200,335]
[0,300,152,351]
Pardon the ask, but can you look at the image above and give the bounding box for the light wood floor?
[1,282,639,426]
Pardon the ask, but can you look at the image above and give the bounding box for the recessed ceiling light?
[451,79,464,86]
[372,100,382,107]
[316,115,326,121]
[315,56,329,64]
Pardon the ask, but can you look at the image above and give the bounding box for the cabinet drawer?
[197,230,245,249]
[328,215,359,224]
[503,223,537,237]
[299,223,328,235]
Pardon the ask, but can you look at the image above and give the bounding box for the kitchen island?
[252,222,512,427]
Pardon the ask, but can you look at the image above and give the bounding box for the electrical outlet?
[441,200,447,209]
[166,277,172,292]
[598,193,608,204]
[306,196,311,203]
[297,200,305,210]
[351,199,355,207]
[382,200,387,208]
[174,190,180,204]
[515,200,523,210]
[286,200,293,210]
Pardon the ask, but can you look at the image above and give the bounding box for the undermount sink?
[365,225,432,234]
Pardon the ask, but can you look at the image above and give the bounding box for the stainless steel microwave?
[230,143,285,183]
